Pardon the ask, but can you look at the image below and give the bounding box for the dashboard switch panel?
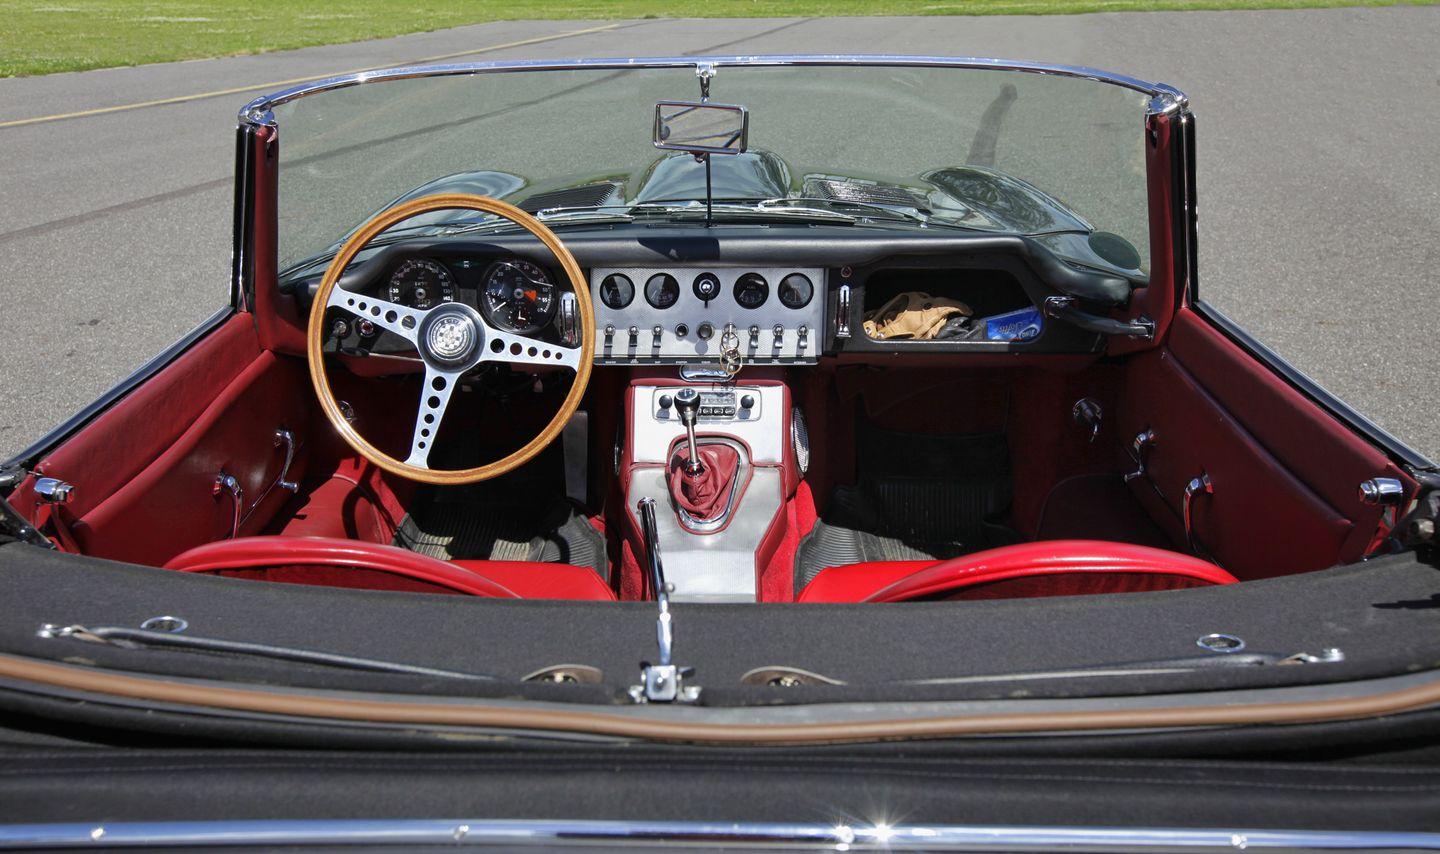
[651,388,762,423]
[591,267,824,365]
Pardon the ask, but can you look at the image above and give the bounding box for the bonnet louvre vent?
[518,182,621,213]
[802,178,929,211]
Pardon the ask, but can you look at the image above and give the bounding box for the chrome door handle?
[272,428,299,492]
[212,471,243,539]
[1124,428,1156,483]
[1183,472,1213,555]
[836,283,852,339]
[238,429,300,528]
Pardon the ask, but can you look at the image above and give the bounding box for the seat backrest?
[165,536,619,601]
[797,540,1238,603]
[165,536,520,598]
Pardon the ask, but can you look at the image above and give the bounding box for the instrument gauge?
[481,259,556,334]
[778,273,814,309]
[733,272,769,309]
[387,259,455,309]
[599,273,635,309]
[644,273,680,309]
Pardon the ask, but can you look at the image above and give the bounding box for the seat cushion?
[164,536,614,601]
[797,540,1238,603]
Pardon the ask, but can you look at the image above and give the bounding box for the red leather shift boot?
[669,444,740,521]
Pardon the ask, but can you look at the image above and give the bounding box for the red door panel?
[1117,308,1408,578]
[24,314,260,521]
[74,352,314,565]
[1167,309,1409,559]
[14,314,318,566]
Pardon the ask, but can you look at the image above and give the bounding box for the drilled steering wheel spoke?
[480,325,582,372]
[403,365,462,468]
[327,289,423,344]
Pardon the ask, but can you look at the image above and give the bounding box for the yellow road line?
[0,23,621,130]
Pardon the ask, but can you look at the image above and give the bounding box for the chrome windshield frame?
[2,818,1437,850]
[239,54,1188,127]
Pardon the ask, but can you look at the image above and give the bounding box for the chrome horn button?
[420,310,479,365]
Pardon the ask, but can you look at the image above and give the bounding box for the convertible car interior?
[0,58,1429,616]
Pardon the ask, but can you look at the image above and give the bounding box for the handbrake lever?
[633,497,697,703]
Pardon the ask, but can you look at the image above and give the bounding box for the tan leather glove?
[862,292,973,340]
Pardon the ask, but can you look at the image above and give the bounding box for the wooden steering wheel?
[307,194,594,485]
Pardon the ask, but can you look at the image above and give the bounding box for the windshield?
[270,61,1154,276]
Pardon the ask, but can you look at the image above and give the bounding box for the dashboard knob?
[658,394,673,410]
[740,394,756,410]
[696,322,714,340]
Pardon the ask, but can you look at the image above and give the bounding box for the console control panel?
[652,388,762,423]
[591,267,825,365]
[631,384,786,466]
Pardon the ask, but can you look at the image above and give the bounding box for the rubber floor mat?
[795,425,1017,595]
[394,485,607,581]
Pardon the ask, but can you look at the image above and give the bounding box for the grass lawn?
[3,0,1435,77]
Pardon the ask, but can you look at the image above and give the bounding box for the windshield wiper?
[756,196,932,224]
[439,206,635,235]
[38,623,498,682]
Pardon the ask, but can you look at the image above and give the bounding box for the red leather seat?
[797,540,1238,603]
[163,536,616,601]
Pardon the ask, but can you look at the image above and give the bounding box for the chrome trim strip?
[1,819,1436,849]
[239,54,1187,126]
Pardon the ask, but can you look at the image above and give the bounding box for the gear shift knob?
[674,387,704,475]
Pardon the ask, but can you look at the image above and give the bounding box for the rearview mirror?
[653,101,748,156]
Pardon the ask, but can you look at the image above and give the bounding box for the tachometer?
[482,259,556,334]
[388,259,455,309]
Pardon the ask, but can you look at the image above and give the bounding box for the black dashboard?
[297,225,1139,363]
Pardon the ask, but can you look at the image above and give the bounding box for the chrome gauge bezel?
[778,273,814,309]
[480,258,558,334]
[387,258,456,310]
[644,273,681,310]
[599,273,636,310]
[733,273,769,310]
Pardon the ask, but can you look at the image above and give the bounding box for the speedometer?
[388,259,455,309]
[481,259,556,334]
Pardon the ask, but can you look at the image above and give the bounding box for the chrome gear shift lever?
[674,387,704,475]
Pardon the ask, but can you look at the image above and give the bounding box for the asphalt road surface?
[1,8,1436,462]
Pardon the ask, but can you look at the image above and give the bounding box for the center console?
[621,379,796,602]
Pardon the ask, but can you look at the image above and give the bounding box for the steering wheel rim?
[307,193,594,485]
